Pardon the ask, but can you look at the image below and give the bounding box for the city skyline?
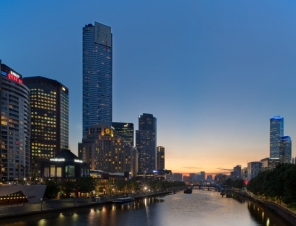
[1,1,296,174]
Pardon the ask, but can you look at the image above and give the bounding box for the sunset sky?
[1,1,296,174]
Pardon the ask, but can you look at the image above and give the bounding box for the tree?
[44,179,60,199]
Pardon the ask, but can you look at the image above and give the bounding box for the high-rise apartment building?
[270,116,284,158]
[280,136,292,163]
[0,62,31,181]
[83,22,112,137]
[157,146,165,170]
[136,113,157,172]
[23,76,69,178]
[112,122,134,146]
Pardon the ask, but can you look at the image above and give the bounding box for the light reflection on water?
[0,190,292,226]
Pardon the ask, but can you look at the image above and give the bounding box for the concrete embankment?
[231,190,296,226]
[0,189,182,219]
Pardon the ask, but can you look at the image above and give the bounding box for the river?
[0,189,292,226]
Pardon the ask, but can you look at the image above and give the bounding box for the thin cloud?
[183,166,202,169]
[216,168,232,171]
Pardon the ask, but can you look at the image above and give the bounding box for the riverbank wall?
[231,190,296,226]
[0,188,183,219]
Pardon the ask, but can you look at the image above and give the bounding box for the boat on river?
[113,197,135,203]
[184,187,192,194]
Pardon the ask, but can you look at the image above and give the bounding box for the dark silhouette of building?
[136,113,157,172]
[157,146,165,170]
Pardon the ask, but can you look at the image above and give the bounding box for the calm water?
[0,189,292,226]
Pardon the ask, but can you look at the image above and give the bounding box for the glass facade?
[280,136,292,163]
[83,22,112,137]
[23,77,69,178]
[270,116,284,158]
[0,63,31,181]
[136,113,157,172]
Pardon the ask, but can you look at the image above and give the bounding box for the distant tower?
[280,136,292,163]
[136,113,157,172]
[83,22,112,137]
[157,146,165,170]
[270,116,284,158]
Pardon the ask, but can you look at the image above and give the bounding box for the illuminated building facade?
[136,113,157,173]
[157,146,165,170]
[23,76,69,178]
[80,124,131,173]
[112,122,134,146]
[83,22,112,137]
[280,136,292,163]
[41,149,89,180]
[270,116,284,158]
[0,62,31,181]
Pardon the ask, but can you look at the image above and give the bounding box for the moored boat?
[184,187,192,194]
[113,197,135,203]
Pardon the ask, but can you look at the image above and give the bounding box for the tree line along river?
[0,189,293,226]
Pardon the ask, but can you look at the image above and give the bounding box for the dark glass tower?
[23,76,69,178]
[112,122,134,146]
[136,113,157,172]
[280,136,292,163]
[157,146,165,170]
[270,116,284,158]
[83,22,112,137]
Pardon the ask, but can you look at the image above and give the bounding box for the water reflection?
[0,191,293,226]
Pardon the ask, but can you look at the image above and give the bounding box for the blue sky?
[1,0,296,173]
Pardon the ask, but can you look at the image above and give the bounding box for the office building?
[280,136,292,163]
[136,113,157,172]
[260,157,280,171]
[270,116,284,158]
[83,22,112,136]
[80,124,132,173]
[0,62,31,181]
[112,122,134,146]
[157,146,165,170]
[23,76,69,178]
[247,161,261,180]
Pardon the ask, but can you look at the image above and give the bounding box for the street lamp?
[40,198,43,210]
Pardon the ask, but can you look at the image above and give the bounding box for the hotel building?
[0,61,31,181]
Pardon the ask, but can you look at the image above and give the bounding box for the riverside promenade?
[0,188,183,219]
[230,189,296,226]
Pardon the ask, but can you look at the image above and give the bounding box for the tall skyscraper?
[23,76,69,178]
[112,122,134,146]
[270,116,284,158]
[157,146,165,170]
[83,22,112,137]
[0,62,31,181]
[280,136,292,163]
[136,113,157,172]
